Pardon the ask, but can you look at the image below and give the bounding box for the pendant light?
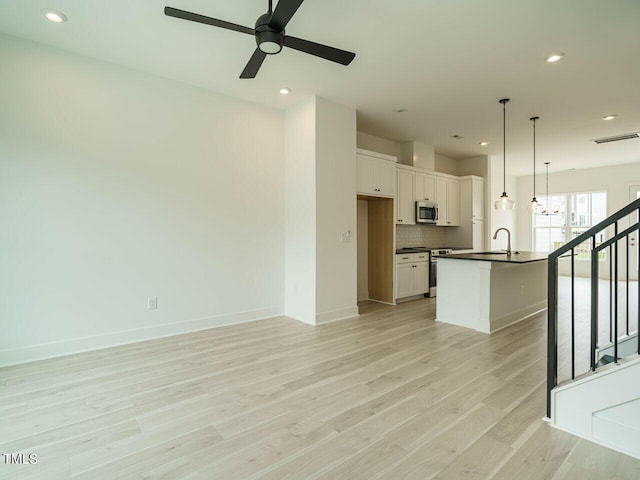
[494,98,515,210]
[528,116,540,213]
[537,162,559,216]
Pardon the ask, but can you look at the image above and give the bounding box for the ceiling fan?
[164,0,356,79]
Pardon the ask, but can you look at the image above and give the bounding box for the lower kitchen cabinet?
[396,253,430,299]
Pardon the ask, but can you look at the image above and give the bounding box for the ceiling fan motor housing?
[255,12,284,54]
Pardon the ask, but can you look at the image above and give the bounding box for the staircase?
[547,197,640,459]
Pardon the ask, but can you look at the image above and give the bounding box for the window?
[533,191,607,258]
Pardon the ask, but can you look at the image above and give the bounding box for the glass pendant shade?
[528,197,540,213]
[494,98,515,210]
[536,162,559,216]
[495,192,515,211]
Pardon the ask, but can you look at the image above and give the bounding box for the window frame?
[532,190,607,259]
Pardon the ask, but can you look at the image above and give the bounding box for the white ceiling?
[1,0,639,175]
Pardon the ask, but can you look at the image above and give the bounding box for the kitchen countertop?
[439,251,549,263]
[395,247,471,254]
[395,248,430,254]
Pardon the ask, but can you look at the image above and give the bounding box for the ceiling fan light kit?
[164,0,356,79]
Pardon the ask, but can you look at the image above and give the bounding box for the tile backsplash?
[396,224,449,249]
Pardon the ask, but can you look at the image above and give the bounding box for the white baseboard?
[316,306,359,325]
[0,306,283,367]
[490,302,547,333]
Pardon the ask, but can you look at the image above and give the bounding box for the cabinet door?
[375,160,396,197]
[413,263,429,295]
[396,169,415,225]
[472,219,484,251]
[396,263,414,298]
[414,173,436,202]
[415,173,425,202]
[447,179,460,226]
[436,177,448,226]
[356,155,375,195]
[472,179,484,220]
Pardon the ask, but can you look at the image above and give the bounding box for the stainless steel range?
[428,248,453,297]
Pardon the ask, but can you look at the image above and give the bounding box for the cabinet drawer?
[396,253,429,264]
[396,253,416,264]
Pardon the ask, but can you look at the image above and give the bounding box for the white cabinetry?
[356,149,397,197]
[449,176,485,250]
[396,167,415,224]
[395,253,430,299]
[436,177,460,226]
[415,172,436,202]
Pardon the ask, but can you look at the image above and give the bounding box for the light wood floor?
[1,298,639,479]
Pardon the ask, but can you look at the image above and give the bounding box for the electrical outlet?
[147,297,157,310]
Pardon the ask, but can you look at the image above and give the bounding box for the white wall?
[434,154,458,176]
[285,97,358,324]
[315,98,358,322]
[458,156,489,178]
[0,35,285,365]
[356,131,402,159]
[284,99,317,323]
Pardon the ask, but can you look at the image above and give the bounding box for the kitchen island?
[436,251,548,333]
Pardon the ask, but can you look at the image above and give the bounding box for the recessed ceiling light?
[393,108,406,113]
[602,114,616,121]
[42,9,67,23]
[545,53,565,63]
[479,141,489,146]
[279,87,290,95]
[452,135,463,140]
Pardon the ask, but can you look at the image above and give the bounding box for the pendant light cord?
[269,0,273,13]
[544,162,551,215]
[533,119,536,196]
[499,99,510,195]
[531,116,539,199]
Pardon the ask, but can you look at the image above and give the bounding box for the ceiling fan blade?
[240,49,268,79]
[283,36,356,65]
[268,0,304,32]
[164,6,255,35]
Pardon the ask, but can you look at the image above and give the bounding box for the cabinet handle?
[402,257,409,260]
[399,219,403,222]
[425,197,429,200]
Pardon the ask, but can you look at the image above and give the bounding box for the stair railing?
[547,197,640,418]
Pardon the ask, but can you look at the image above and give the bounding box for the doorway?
[357,196,394,304]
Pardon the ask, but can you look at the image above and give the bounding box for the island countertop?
[440,251,548,264]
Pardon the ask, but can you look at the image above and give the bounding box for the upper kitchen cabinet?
[449,176,485,250]
[396,167,415,224]
[436,176,460,226]
[356,148,397,197]
[415,172,436,202]
[471,177,484,220]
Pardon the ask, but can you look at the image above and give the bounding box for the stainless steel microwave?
[416,201,438,224]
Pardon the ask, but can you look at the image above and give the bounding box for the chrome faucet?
[493,228,512,255]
